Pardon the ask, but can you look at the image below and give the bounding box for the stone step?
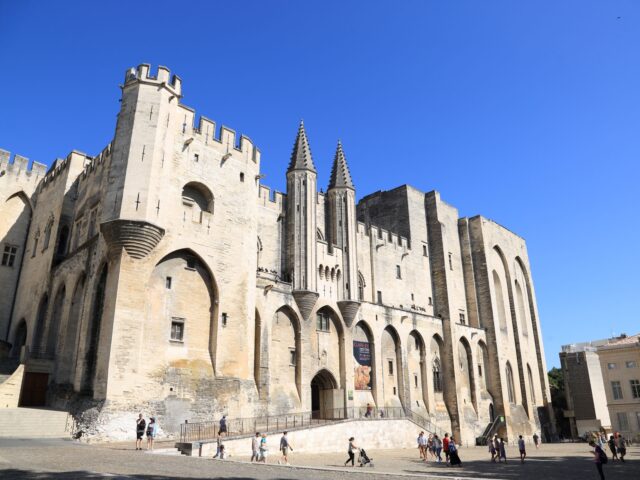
[0,408,70,438]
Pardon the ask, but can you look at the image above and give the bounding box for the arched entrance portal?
[311,369,341,419]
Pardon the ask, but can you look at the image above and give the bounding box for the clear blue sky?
[1,1,638,369]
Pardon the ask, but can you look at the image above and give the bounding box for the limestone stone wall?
[0,64,553,444]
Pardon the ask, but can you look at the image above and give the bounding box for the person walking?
[279,431,293,465]
[146,417,158,450]
[488,437,497,462]
[533,432,539,449]
[433,434,442,463]
[212,435,223,458]
[442,433,450,465]
[518,435,526,463]
[589,440,607,480]
[259,433,268,463]
[427,434,435,460]
[607,435,618,461]
[135,414,146,450]
[251,432,260,462]
[417,432,426,460]
[365,403,373,418]
[344,437,358,467]
[448,436,462,467]
[498,437,507,463]
[218,415,228,437]
[617,435,627,462]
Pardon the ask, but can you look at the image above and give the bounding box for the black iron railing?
[179,406,444,443]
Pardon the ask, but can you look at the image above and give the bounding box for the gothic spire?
[328,140,354,190]
[287,121,316,173]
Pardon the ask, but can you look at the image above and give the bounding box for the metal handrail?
[179,406,442,443]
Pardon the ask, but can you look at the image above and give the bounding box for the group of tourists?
[249,431,293,464]
[134,414,158,450]
[416,432,462,467]
[590,432,629,480]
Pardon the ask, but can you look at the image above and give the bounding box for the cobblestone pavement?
[0,438,638,479]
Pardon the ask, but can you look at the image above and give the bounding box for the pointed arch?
[408,330,428,409]
[46,284,66,356]
[58,274,85,385]
[505,361,516,404]
[381,325,405,407]
[81,264,108,394]
[271,305,302,403]
[357,271,365,301]
[353,320,376,403]
[32,293,49,350]
[458,336,477,412]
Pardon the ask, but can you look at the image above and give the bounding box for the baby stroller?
[358,448,373,467]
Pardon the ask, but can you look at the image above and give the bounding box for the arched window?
[505,361,515,404]
[433,357,443,392]
[182,182,214,224]
[318,264,324,279]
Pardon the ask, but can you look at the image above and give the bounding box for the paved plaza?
[0,438,638,479]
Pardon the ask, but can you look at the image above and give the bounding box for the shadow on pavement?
[0,471,258,480]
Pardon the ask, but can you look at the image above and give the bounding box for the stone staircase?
[0,407,71,438]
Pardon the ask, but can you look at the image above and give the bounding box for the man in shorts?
[135,414,146,450]
[279,431,293,465]
[518,435,526,463]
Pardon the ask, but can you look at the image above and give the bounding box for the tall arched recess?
[46,285,66,357]
[270,306,302,411]
[57,275,85,385]
[381,325,405,408]
[353,320,376,407]
[516,256,549,405]
[458,336,477,412]
[147,249,218,373]
[81,265,108,395]
[408,330,428,411]
[493,245,529,416]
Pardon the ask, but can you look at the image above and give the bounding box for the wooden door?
[20,372,49,407]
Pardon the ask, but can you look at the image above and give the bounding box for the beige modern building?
[0,64,554,442]
[596,334,640,440]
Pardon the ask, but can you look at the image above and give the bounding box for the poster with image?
[353,340,372,390]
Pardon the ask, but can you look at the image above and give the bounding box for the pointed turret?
[287,121,316,173]
[328,141,354,190]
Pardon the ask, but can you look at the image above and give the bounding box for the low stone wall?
[0,364,23,408]
[193,418,424,457]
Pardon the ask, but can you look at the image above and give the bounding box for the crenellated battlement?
[182,108,261,164]
[258,184,285,211]
[37,150,93,193]
[124,64,182,97]
[360,223,410,249]
[78,143,112,184]
[0,149,47,182]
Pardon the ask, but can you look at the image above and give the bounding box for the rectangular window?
[388,360,394,375]
[617,412,629,431]
[194,153,199,162]
[478,364,483,377]
[316,312,329,332]
[165,277,172,289]
[393,386,397,395]
[377,291,382,305]
[608,363,617,370]
[459,313,466,325]
[612,381,623,400]
[1,245,18,267]
[626,361,637,368]
[423,244,428,257]
[289,348,296,366]
[428,297,432,306]
[414,374,418,388]
[221,313,228,328]
[448,252,453,270]
[396,265,401,279]
[631,379,640,399]
[411,293,414,301]
[170,319,184,342]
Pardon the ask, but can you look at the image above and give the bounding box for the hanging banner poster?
[353,340,372,390]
